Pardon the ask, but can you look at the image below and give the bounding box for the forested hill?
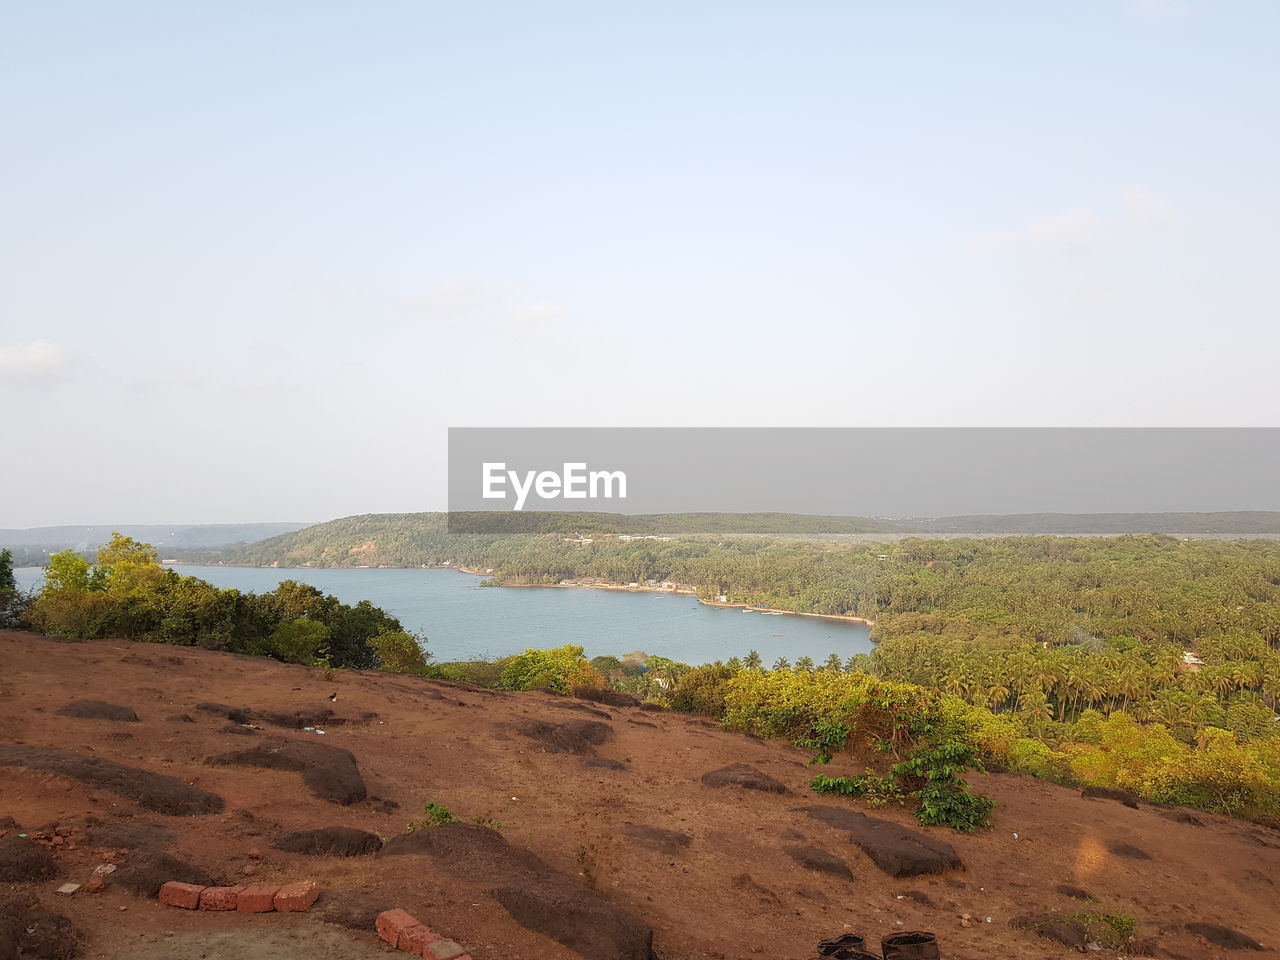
[902,511,1280,535]
[177,512,906,567]
[0,522,312,567]
[181,511,1280,570]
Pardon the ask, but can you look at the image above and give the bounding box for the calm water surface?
[13,565,872,665]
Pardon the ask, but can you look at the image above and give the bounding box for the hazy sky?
[2,1,1277,526]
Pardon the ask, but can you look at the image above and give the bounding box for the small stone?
[247,847,263,859]
[94,863,117,875]
[426,941,469,960]
[84,876,105,893]
[55,883,81,895]
[240,864,258,877]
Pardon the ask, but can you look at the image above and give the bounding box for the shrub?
[368,630,432,675]
[725,669,993,830]
[669,664,738,717]
[497,645,602,694]
[270,618,330,665]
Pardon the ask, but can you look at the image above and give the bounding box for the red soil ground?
[1,630,1277,960]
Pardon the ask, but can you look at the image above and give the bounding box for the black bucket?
[818,934,868,957]
[880,931,940,960]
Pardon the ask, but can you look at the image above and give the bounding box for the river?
[11,565,873,665]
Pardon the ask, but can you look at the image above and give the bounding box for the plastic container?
[880,931,940,960]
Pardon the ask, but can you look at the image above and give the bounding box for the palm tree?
[743,650,762,670]
[773,656,791,671]
[824,653,843,673]
[795,656,815,672]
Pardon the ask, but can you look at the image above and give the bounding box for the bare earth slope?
[1,631,1277,960]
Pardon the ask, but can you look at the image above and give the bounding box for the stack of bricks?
[376,908,472,960]
[158,880,319,913]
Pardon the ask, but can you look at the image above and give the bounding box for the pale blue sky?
[1,1,1277,525]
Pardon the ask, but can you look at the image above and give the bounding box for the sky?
[1,1,1278,526]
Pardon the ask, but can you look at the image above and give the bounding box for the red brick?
[425,941,468,960]
[398,924,442,953]
[198,885,245,911]
[376,909,422,948]
[158,881,205,909]
[273,881,318,913]
[236,885,281,913]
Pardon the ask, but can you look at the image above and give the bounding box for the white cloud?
[976,187,1178,253]
[0,339,69,382]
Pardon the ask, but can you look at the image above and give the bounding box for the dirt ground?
[2,630,1278,960]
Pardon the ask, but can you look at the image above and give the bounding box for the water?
[11,565,873,665]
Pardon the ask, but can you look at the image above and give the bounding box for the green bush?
[270,618,330,665]
[368,630,432,675]
[669,664,738,717]
[724,669,994,830]
[497,645,602,694]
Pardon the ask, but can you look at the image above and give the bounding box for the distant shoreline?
[465,571,876,626]
[155,561,877,627]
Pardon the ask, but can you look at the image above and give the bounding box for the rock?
[493,884,653,960]
[1055,883,1091,900]
[55,700,139,722]
[797,805,963,877]
[1011,914,1089,950]
[620,825,692,855]
[53,884,80,896]
[275,827,383,857]
[1081,785,1139,808]
[782,844,853,880]
[1185,923,1264,950]
[208,738,366,804]
[83,875,105,893]
[516,719,613,755]
[0,835,60,881]
[196,702,253,724]
[0,744,223,816]
[700,763,788,794]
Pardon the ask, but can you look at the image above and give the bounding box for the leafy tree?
[368,630,432,675]
[270,618,330,665]
[497,645,602,693]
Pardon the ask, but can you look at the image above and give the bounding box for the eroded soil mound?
[209,739,366,804]
[382,822,653,960]
[1185,922,1265,951]
[572,686,640,708]
[87,820,179,851]
[0,834,60,881]
[276,826,383,856]
[782,843,853,880]
[112,851,215,897]
[1081,785,1140,808]
[516,719,613,755]
[797,805,963,877]
[0,744,224,815]
[54,700,139,722]
[0,892,79,960]
[700,763,788,794]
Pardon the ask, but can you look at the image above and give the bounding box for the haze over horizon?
[3,1,1278,526]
